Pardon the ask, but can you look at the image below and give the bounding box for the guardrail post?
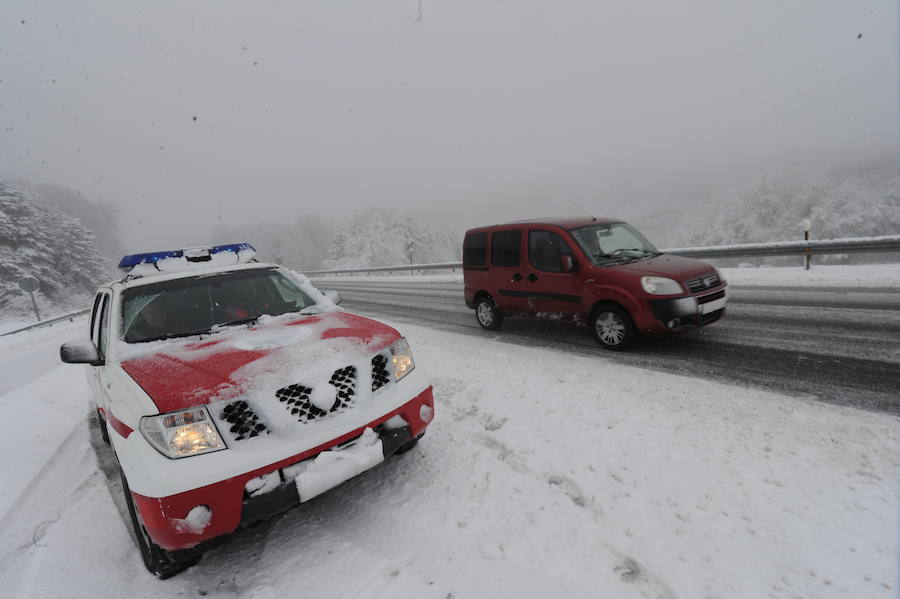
[803,225,811,270]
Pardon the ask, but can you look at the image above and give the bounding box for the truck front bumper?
[130,386,433,552]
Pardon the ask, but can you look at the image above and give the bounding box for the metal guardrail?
[662,235,900,259]
[303,261,464,276]
[0,308,90,337]
[3,236,896,336]
[305,235,900,276]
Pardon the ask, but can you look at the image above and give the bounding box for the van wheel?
[119,468,200,578]
[591,306,635,350]
[475,297,504,330]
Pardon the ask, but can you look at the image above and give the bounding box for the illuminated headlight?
[140,407,226,458]
[388,338,415,382]
[641,276,683,295]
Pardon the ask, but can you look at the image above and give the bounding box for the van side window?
[528,230,574,273]
[463,233,488,268]
[491,230,521,267]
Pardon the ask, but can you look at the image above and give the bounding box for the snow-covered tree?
[326,211,460,269]
[0,180,108,317]
[668,163,900,264]
[212,215,332,270]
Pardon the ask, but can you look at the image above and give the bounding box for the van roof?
[466,216,620,234]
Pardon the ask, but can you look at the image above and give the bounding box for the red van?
[463,218,727,350]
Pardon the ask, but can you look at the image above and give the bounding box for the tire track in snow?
[0,418,96,573]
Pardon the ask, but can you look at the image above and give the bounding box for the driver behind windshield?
[219,277,264,321]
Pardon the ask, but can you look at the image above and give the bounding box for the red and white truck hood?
[120,310,401,414]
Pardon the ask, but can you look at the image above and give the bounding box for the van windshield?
[569,222,661,266]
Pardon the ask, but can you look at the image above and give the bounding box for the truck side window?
[97,294,111,360]
[491,230,521,267]
[528,230,574,273]
[89,293,103,338]
[463,232,488,268]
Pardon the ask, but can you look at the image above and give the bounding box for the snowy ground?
[310,263,900,288]
[0,308,896,598]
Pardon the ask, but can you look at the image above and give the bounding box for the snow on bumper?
[130,386,433,551]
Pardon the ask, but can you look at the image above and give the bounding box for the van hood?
[120,311,401,414]
[599,253,717,281]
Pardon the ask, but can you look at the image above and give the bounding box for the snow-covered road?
[312,265,900,414]
[0,310,896,598]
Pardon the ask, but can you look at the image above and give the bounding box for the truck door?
[91,292,114,414]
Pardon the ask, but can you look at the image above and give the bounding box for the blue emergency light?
[118,243,256,271]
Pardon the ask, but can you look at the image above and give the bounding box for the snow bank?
[0,311,896,599]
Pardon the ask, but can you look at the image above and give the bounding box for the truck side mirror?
[60,340,103,366]
[561,255,577,273]
[323,290,342,305]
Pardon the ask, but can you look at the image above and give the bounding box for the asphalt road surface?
[312,279,900,415]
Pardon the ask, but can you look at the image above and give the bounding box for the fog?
[1,0,896,252]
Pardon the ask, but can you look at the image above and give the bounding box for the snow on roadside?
[721,263,900,288]
[0,319,89,518]
[0,314,896,598]
[309,263,900,288]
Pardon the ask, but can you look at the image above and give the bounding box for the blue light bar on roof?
[118,242,256,271]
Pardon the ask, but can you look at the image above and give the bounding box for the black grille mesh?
[220,400,268,440]
[329,365,357,407]
[685,273,721,293]
[276,366,358,424]
[371,354,390,392]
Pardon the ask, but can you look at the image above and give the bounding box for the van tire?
[120,467,200,578]
[475,297,504,330]
[591,305,635,350]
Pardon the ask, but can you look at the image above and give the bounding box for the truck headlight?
[388,338,415,382]
[641,276,683,295]
[140,407,226,458]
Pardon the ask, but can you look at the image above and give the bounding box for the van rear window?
[463,232,488,267]
[491,230,521,267]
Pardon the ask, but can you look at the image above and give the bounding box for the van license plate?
[701,297,727,314]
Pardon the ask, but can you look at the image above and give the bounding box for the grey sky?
[1,0,896,252]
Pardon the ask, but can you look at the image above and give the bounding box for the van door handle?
[511,273,523,282]
[526,273,538,282]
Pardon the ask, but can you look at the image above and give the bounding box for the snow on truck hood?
[120,311,402,414]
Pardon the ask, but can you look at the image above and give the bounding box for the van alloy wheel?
[591,306,634,350]
[475,298,503,330]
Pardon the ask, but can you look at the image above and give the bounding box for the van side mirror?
[60,340,103,366]
[561,255,577,273]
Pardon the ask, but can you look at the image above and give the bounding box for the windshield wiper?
[219,316,260,327]
[132,329,214,343]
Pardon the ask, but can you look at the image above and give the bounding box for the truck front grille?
[276,366,358,424]
[371,354,391,392]
[220,400,268,440]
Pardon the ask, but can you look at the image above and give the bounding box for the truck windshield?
[569,222,661,266]
[121,268,318,343]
